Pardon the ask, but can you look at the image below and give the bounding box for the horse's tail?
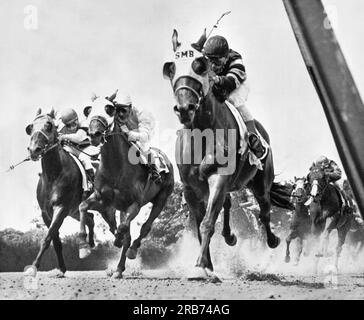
[270,182,295,210]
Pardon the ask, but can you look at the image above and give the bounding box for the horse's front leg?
[33,205,67,274]
[285,231,297,263]
[316,214,335,257]
[193,174,228,279]
[112,202,140,279]
[79,192,98,259]
[128,185,173,259]
[221,193,237,246]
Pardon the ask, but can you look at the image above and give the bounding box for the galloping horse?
[163,31,293,279]
[285,177,311,265]
[78,103,174,278]
[306,164,353,268]
[26,108,116,275]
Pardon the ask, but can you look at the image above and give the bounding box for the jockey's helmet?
[315,155,329,167]
[203,35,229,58]
[60,108,78,125]
[117,94,132,107]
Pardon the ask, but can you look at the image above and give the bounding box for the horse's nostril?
[173,105,179,113]
[34,147,42,154]
[188,104,196,111]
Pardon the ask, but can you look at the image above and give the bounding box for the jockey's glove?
[128,131,140,142]
[212,83,228,102]
[212,75,222,85]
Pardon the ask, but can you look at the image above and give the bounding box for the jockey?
[313,155,342,183]
[201,35,265,159]
[110,93,162,184]
[58,108,99,193]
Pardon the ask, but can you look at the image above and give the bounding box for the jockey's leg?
[228,83,265,159]
[79,151,95,192]
[139,143,162,184]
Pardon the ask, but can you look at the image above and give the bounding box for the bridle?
[173,76,204,111]
[29,116,60,160]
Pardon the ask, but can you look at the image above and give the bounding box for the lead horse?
[26,108,116,275]
[78,101,174,278]
[163,31,293,279]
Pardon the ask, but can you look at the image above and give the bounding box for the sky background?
[1,0,363,232]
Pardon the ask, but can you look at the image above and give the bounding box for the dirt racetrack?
[1,269,364,300]
[2,233,364,300]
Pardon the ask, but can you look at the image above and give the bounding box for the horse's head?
[26,108,58,161]
[85,98,114,146]
[291,176,309,204]
[89,115,109,146]
[163,29,211,126]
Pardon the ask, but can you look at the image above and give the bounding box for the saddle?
[224,100,269,170]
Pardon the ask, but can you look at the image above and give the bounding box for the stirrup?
[248,132,265,159]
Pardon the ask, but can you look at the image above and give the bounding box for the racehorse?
[305,163,353,268]
[78,104,174,278]
[26,108,116,275]
[285,177,311,265]
[163,30,293,279]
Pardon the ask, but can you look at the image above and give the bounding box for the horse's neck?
[296,202,309,215]
[41,146,63,181]
[101,131,129,178]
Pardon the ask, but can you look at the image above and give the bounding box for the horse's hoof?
[187,267,208,281]
[224,234,237,246]
[113,237,123,248]
[105,269,114,277]
[79,246,92,259]
[285,255,291,263]
[205,269,222,283]
[112,271,123,279]
[126,248,137,260]
[89,241,95,249]
[268,235,280,249]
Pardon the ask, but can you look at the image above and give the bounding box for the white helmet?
[117,94,132,106]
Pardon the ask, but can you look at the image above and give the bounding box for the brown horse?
[285,177,311,265]
[163,31,293,279]
[26,108,116,275]
[79,106,174,279]
[306,164,353,268]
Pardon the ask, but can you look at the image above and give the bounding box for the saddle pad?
[68,152,89,191]
[224,101,269,170]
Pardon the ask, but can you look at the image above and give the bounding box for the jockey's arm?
[59,128,89,144]
[214,55,247,95]
[128,108,155,144]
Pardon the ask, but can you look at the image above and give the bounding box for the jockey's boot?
[244,120,265,159]
[149,163,162,185]
[86,168,95,184]
[82,169,95,200]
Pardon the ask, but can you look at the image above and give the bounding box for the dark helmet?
[315,155,329,167]
[60,108,78,125]
[203,35,229,58]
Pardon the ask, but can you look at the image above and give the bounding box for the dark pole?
[282,0,364,216]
